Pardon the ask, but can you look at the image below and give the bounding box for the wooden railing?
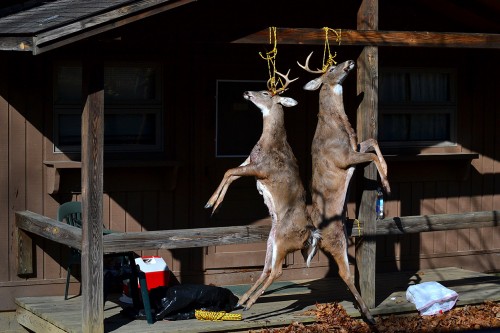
[16,210,499,275]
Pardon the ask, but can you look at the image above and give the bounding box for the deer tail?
[303,227,321,267]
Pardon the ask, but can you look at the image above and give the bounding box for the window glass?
[104,66,159,103]
[379,69,456,147]
[53,63,163,153]
[216,80,266,157]
[54,66,82,103]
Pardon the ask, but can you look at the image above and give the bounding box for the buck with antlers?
[298,52,391,324]
[205,70,320,310]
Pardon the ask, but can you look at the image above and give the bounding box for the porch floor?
[15,267,500,333]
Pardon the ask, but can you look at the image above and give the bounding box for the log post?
[355,0,379,309]
[81,58,104,333]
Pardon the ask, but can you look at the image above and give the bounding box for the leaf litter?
[249,301,500,333]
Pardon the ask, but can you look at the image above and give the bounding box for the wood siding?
[0,6,499,311]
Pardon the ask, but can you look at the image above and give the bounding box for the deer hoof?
[233,304,244,310]
[365,315,376,326]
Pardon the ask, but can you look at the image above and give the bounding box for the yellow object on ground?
[195,309,242,321]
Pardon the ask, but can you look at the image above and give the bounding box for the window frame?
[378,67,457,149]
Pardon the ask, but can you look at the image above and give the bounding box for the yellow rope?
[322,27,342,72]
[195,309,242,321]
[258,27,285,95]
[354,218,361,237]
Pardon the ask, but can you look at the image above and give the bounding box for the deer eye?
[329,66,336,72]
[263,91,270,96]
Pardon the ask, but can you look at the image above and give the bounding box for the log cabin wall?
[0,0,499,311]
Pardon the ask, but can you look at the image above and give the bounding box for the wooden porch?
[15,267,500,333]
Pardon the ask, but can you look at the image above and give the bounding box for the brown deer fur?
[205,71,320,310]
[299,52,391,325]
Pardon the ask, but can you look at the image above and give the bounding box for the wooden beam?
[15,210,270,253]
[81,59,104,333]
[233,28,500,49]
[355,0,379,311]
[16,210,499,252]
[348,210,500,237]
[16,210,82,250]
[0,37,32,52]
[102,225,271,253]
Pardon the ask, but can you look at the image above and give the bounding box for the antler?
[297,52,324,74]
[273,69,298,95]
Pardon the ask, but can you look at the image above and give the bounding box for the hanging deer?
[205,70,320,310]
[298,52,391,325]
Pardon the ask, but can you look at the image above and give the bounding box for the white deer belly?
[256,180,277,223]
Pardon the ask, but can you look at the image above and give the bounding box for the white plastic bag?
[406,281,459,316]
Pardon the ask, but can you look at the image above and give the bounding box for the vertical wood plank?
[382,183,399,264]
[421,182,436,255]
[434,181,447,254]
[492,62,500,252]
[103,194,110,230]
[110,193,126,232]
[9,56,27,283]
[27,60,58,280]
[142,191,159,257]
[0,55,9,282]
[126,192,143,260]
[158,191,177,273]
[446,182,459,253]
[410,183,423,255]
[355,0,378,310]
[81,59,104,333]
[470,64,484,252]
[480,60,495,250]
[398,183,412,267]
[17,229,33,275]
[458,175,472,252]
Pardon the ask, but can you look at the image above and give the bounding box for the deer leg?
[358,138,388,177]
[237,229,275,307]
[205,158,250,209]
[244,240,287,310]
[206,174,241,214]
[205,160,265,213]
[344,152,391,195]
[321,238,376,325]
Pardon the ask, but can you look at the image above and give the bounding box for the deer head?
[298,52,355,91]
[243,70,299,116]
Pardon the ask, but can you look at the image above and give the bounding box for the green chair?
[57,201,84,300]
[57,201,154,324]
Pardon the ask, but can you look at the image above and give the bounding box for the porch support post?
[81,58,104,333]
[355,0,379,309]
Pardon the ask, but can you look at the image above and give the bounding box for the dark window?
[216,80,266,157]
[53,62,163,153]
[379,68,456,147]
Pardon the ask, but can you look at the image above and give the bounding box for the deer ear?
[279,97,298,107]
[303,78,322,91]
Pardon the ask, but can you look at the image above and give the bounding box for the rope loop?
[322,27,342,72]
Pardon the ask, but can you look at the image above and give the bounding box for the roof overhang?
[0,0,196,55]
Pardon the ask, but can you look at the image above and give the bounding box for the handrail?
[16,209,500,252]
